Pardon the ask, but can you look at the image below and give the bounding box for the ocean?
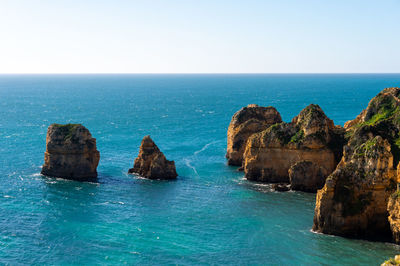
[1,74,400,265]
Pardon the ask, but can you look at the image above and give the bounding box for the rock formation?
[289,160,328,192]
[382,255,400,266]
[272,183,290,192]
[41,124,100,181]
[242,104,345,184]
[388,193,400,244]
[226,104,282,166]
[313,88,400,240]
[128,136,177,180]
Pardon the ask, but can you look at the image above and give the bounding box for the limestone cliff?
[226,104,282,166]
[41,124,100,181]
[128,136,177,180]
[243,104,345,184]
[289,160,328,192]
[313,87,400,240]
[388,194,400,244]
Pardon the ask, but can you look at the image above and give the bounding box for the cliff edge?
[313,88,400,240]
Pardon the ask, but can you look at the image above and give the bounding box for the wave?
[184,158,198,176]
[193,140,220,156]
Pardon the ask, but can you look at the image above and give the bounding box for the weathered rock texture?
[313,87,400,240]
[128,136,177,180]
[382,255,400,266]
[289,160,328,192]
[388,194,400,244]
[243,104,345,184]
[41,124,100,181]
[226,104,282,166]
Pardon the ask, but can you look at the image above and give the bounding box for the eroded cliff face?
[313,87,400,240]
[226,104,282,166]
[128,136,177,180]
[388,194,400,244]
[243,104,345,184]
[289,160,328,192]
[41,124,100,181]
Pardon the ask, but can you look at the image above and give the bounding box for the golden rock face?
[388,195,400,244]
[313,88,400,241]
[242,104,345,185]
[128,135,177,180]
[41,124,100,181]
[226,104,282,166]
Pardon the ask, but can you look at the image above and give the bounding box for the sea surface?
[1,74,400,265]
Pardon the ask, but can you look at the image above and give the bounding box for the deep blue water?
[1,74,400,265]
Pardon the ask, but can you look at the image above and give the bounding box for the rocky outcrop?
[128,136,177,180]
[243,104,345,184]
[41,124,100,181]
[382,255,400,266]
[388,194,400,244]
[226,104,282,166]
[272,183,290,192]
[289,160,328,192]
[313,88,400,240]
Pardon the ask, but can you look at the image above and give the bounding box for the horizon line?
[0,72,400,75]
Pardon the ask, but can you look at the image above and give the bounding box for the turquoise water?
[1,74,400,265]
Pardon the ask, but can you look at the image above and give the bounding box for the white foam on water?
[183,158,198,176]
[194,140,219,156]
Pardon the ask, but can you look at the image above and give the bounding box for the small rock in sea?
[128,135,177,180]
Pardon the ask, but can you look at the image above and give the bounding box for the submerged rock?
[313,88,400,240]
[272,183,290,192]
[226,104,282,166]
[41,124,100,181]
[243,104,345,184]
[128,136,177,180]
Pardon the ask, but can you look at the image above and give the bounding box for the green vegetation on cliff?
[289,129,304,144]
[52,123,81,140]
[347,90,400,165]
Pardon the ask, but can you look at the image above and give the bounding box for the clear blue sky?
[0,0,399,73]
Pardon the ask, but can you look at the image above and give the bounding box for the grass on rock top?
[51,123,82,140]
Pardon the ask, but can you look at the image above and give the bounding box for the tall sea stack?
[41,124,100,181]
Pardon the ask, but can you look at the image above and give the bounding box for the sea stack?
[242,104,345,185]
[226,104,282,166]
[41,124,100,181]
[313,88,400,241]
[128,136,178,180]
